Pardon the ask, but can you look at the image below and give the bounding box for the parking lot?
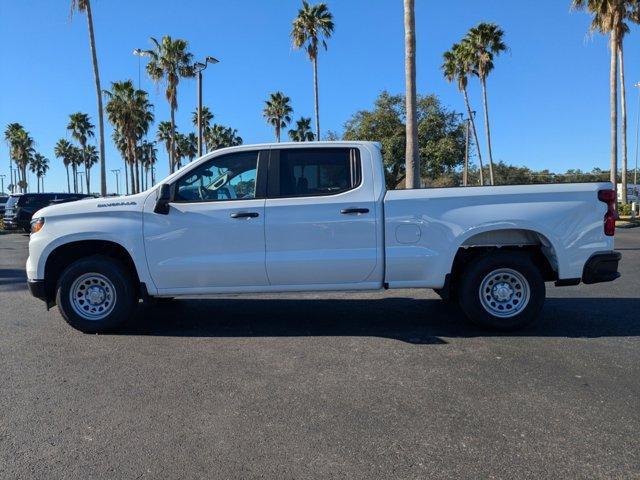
[1,229,638,479]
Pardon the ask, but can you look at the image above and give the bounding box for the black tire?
[56,255,136,333]
[458,252,545,331]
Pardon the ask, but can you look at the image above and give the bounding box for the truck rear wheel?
[56,255,136,333]
[458,252,545,331]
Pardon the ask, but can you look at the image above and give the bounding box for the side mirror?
[154,184,172,215]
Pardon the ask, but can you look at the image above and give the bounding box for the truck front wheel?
[458,252,545,330]
[56,255,136,333]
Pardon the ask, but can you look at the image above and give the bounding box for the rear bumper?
[27,279,47,302]
[582,251,621,284]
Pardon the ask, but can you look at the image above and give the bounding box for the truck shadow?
[118,297,640,343]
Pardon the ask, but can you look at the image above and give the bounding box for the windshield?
[5,196,19,209]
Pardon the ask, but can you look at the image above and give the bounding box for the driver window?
[174,151,258,202]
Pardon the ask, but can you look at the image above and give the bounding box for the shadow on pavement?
[0,267,27,290]
[115,296,640,343]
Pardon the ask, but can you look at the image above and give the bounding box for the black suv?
[3,193,90,232]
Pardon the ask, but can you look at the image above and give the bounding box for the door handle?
[340,208,370,215]
[230,211,259,219]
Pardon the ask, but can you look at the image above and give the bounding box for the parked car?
[4,193,90,232]
[26,142,621,333]
[0,196,8,217]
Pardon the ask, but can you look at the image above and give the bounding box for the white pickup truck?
[26,142,621,332]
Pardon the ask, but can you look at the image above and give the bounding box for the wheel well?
[44,240,139,302]
[445,230,559,300]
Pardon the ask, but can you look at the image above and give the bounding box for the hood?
[34,190,153,219]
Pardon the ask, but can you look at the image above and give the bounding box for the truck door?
[143,149,269,291]
[264,147,378,285]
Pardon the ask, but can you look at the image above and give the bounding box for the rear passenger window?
[275,148,360,198]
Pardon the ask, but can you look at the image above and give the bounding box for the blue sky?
[1,0,639,193]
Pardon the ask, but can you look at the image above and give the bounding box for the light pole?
[77,171,85,194]
[633,82,640,199]
[132,48,148,89]
[111,169,121,195]
[0,174,5,194]
[193,56,219,157]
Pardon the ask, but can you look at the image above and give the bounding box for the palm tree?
[291,1,334,139]
[29,153,49,193]
[67,112,95,193]
[403,0,420,189]
[205,124,243,151]
[174,133,187,169]
[288,117,315,141]
[192,106,214,152]
[54,139,74,193]
[5,124,35,193]
[4,123,24,190]
[143,36,195,173]
[156,121,175,170]
[465,22,507,186]
[183,132,198,163]
[104,80,154,194]
[442,42,485,186]
[70,0,106,196]
[112,130,130,194]
[140,140,158,188]
[263,92,293,142]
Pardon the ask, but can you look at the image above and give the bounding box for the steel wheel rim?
[479,268,530,318]
[69,273,116,321]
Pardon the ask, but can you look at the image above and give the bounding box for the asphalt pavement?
[1,229,638,479]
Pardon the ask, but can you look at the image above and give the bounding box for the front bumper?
[582,251,621,284]
[27,279,47,302]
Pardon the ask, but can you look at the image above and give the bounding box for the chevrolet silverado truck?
[26,142,621,333]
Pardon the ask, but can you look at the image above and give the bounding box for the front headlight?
[30,217,45,234]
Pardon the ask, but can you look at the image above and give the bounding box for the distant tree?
[29,153,49,193]
[263,92,293,142]
[4,123,35,193]
[205,124,243,151]
[343,91,465,188]
[104,81,154,193]
[442,41,484,185]
[67,112,95,193]
[54,139,75,193]
[291,1,334,139]
[192,106,214,153]
[288,117,315,141]
[464,23,507,186]
[156,121,175,171]
[144,36,195,173]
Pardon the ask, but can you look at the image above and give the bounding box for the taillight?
[598,189,616,236]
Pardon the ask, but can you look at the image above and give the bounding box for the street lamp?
[633,82,640,201]
[111,169,121,195]
[0,174,5,195]
[193,56,219,157]
[132,48,149,89]
[77,171,85,194]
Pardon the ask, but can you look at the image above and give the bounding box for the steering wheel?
[198,186,215,201]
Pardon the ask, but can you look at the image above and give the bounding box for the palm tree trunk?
[463,87,484,186]
[463,118,469,186]
[403,0,420,189]
[610,28,618,201]
[72,164,77,193]
[276,124,281,143]
[170,107,176,174]
[84,0,107,197]
[65,165,71,193]
[85,162,91,194]
[313,57,320,140]
[619,45,627,205]
[129,160,135,194]
[480,77,495,185]
[124,158,129,195]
